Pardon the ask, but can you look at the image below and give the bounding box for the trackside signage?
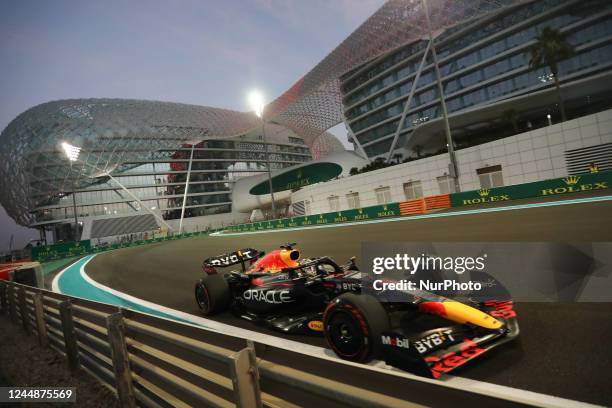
[31,240,91,262]
[31,229,220,262]
[227,203,400,233]
[450,171,612,207]
[249,162,343,195]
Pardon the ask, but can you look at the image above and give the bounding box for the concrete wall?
[291,109,612,215]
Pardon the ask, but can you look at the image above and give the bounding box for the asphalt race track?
[87,198,612,406]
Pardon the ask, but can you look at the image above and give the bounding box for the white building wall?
[164,211,250,233]
[291,109,612,214]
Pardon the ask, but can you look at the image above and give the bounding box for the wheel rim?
[195,283,209,312]
[327,310,365,358]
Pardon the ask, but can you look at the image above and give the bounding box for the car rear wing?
[202,248,262,271]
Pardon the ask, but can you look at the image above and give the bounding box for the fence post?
[106,312,136,408]
[33,292,48,347]
[0,280,6,315]
[8,285,16,322]
[59,301,80,372]
[229,341,262,408]
[18,287,30,334]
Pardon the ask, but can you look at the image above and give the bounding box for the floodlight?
[61,142,81,162]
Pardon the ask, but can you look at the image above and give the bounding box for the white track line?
[51,258,81,292]
[77,255,326,355]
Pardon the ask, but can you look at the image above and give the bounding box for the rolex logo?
[563,175,580,185]
[478,189,490,197]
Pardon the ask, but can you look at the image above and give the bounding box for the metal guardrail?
[0,280,535,408]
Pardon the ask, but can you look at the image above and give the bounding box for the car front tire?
[323,293,390,363]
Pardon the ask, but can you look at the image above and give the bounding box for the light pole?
[60,141,174,232]
[62,142,81,240]
[248,90,277,219]
[422,0,461,193]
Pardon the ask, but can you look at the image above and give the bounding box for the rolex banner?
[227,203,400,233]
[450,170,612,207]
[31,240,92,262]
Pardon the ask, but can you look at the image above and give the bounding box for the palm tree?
[529,27,575,122]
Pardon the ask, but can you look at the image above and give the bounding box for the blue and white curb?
[51,254,326,354]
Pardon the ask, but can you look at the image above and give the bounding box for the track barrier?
[32,229,221,263]
[399,198,426,215]
[450,170,612,207]
[0,279,539,407]
[31,171,611,262]
[424,194,451,211]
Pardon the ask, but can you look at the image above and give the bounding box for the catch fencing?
[0,280,531,408]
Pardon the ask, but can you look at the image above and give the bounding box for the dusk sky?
[0,0,384,252]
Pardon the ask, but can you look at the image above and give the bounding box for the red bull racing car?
[194,244,519,378]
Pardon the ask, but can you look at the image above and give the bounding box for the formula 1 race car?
[194,244,519,378]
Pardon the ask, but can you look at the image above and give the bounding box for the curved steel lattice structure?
[0,99,338,225]
[266,0,525,143]
[1,1,525,226]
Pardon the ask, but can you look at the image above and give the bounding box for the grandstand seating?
[90,214,159,239]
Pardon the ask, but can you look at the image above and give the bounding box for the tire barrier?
[424,194,451,211]
[0,280,530,407]
[399,199,426,215]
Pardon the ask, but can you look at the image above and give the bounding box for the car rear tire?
[323,293,390,363]
[195,274,230,315]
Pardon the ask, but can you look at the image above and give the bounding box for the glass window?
[397,64,412,80]
[364,137,393,157]
[375,186,392,204]
[477,165,504,188]
[328,195,340,212]
[437,175,457,194]
[403,181,423,200]
[346,192,360,209]
[382,73,395,87]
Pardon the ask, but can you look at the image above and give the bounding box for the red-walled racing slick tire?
[195,274,231,315]
[323,293,390,363]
